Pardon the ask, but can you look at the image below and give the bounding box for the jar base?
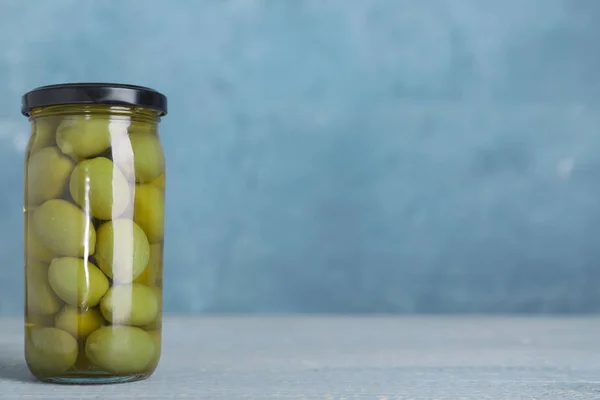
[39,373,149,385]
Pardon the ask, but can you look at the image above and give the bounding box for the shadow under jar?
[21,83,167,384]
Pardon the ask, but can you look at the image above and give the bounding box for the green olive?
[48,257,109,308]
[69,157,132,220]
[56,116,117,159]
[135,294,162,328]
[26,327,78,375]
[26,147,75,206]
[55,306,104,340]
[133,184,164,243]
[25,215,55,262]
[95,219,149,283]
[140,285,163,330]
[100,283,159,326]
[29,117,58,152]
[128,132,165,183]
[32,199,96,257]
[26,261,61,316]
[146,330,161,369]
[85,326,156,374]
[134,243,162,285]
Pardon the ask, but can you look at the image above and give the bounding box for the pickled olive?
[140,286,163,330]
[150,173,165,190]
[29,117,58,152]
[146,330,161,368]
[133,184,164,243]
[26,261,61,316]
[48,257,109,308]
[26,147,74,206]
[32,199,96,257]
[95,219,150,283]
[55,306,104,340]
[56,116,120,159]
[85,326,156,374]
[25,216,54,262]
[134,243,162,285]
[100,283,159,326]
[69,157,132,220]
[26,327,78,375]
[128,132,165,183]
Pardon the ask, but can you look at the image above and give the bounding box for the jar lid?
[21,83,168,116]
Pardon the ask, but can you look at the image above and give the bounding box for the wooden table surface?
[0,316,600,399]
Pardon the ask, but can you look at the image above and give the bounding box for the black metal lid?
[21,83,168,116]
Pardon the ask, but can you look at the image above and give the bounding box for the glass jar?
[21,83,167,384]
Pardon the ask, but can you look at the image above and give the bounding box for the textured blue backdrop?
[1,0,599,315]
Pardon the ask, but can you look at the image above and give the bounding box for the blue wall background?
[0,0,599,314]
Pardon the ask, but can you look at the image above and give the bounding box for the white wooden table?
[1,316,600,399]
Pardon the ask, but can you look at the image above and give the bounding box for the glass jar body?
[23,105,165,384]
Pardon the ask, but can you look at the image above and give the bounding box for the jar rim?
[21,83,167,117]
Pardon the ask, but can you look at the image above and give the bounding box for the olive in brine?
[100,283,159,326]
[26,327,78,375]
[26,261,61,316]
[95,219,150,283]
[55,306,104,340]
[56,116,122,159]
[26,147,74,206]
[139,284,163,331]
[128,132,165,183]
[85,326,156,374]
[134,243,162,285]
[32,199,96,257]
[69,157,132,220]
[25,216,55,262]
[133,184,164,243]
[48,257,109,308]
[146,330,161,368]
[29,117,58,153]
